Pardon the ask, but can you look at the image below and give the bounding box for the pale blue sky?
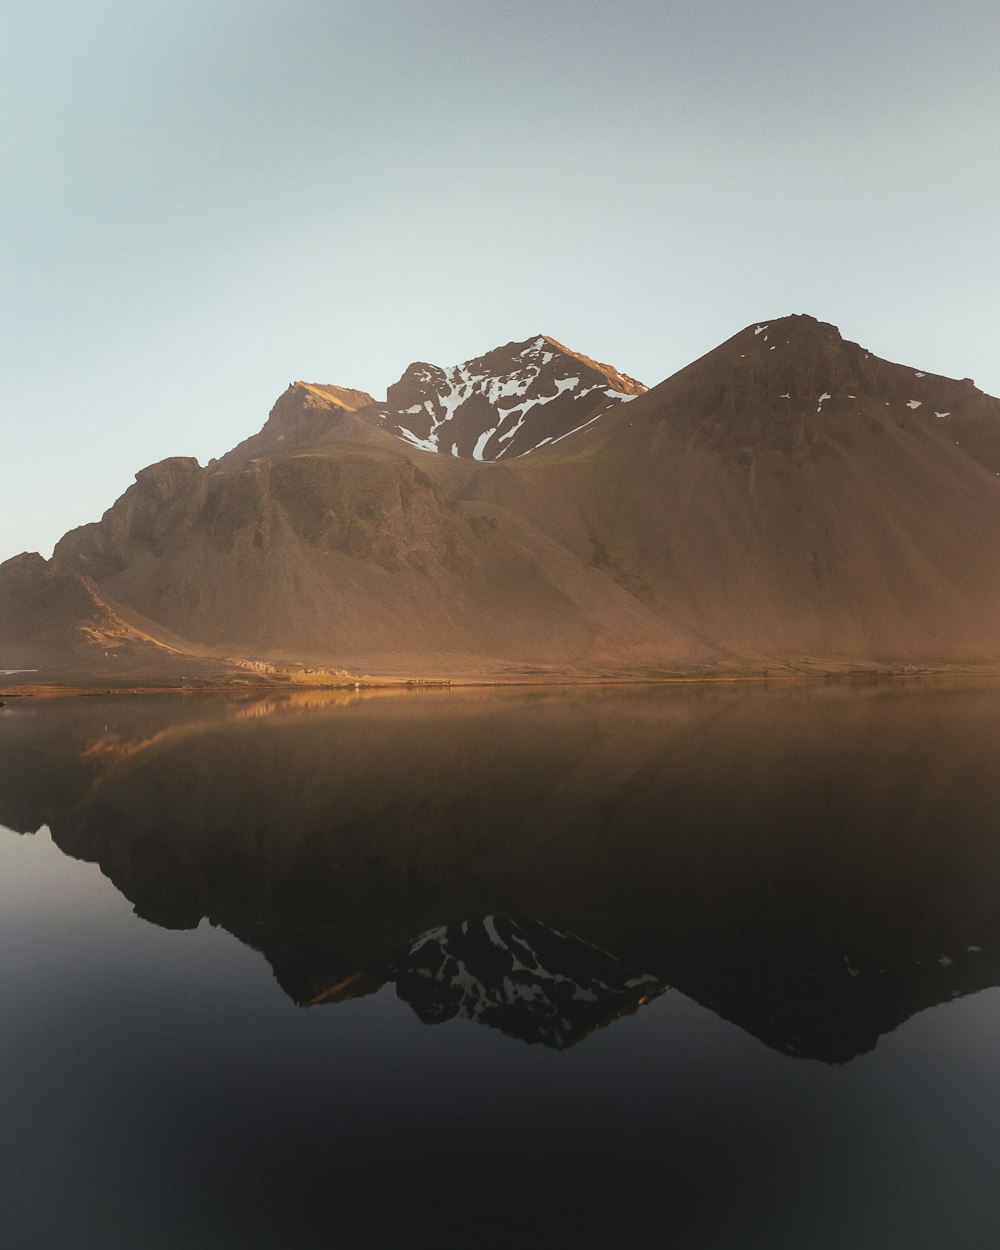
[3,0,998,562]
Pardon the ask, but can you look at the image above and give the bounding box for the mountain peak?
[292,381,377,412]
[644,313,996,463]
[212,381,380,470]
[380,334,646,461]
[720,314,856,386]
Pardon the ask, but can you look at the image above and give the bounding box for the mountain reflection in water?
[4,682,1000,1064]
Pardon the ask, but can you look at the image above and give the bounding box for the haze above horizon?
[3,0,998,563]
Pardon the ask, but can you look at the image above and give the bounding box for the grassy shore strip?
[6,666,1000,700]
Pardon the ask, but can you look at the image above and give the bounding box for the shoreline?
[5,666,1000,700]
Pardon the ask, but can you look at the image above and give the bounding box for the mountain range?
[5,314,1000,685]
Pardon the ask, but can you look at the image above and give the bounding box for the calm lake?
[3,682,1000,1249]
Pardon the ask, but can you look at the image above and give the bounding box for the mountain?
[5,314,1000,684]
[378,334,646,460]
[211,335,646,472]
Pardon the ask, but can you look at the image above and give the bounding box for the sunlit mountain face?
[5,682,1000,1063]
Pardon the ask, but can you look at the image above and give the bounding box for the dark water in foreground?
[3,682,1000,1249]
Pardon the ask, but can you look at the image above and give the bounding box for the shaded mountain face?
[5,314,1000,683]
[5,683,1000,1062]
[379,335,646,460]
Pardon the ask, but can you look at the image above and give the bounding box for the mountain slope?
[0,550,236,682]
[44,442,698,674]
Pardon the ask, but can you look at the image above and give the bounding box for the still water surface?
[3,683,1000,1248]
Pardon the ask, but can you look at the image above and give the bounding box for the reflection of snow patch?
[906,400,922,409]
[935,411,950,418]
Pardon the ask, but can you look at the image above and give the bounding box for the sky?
[2,0,998,563]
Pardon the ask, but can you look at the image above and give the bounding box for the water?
[3,682,1000,1248]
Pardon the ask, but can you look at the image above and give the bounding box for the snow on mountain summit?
[380,335,646,461]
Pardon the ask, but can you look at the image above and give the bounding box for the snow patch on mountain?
[380,335,646,462]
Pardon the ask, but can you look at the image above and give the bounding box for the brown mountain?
[4,314,1000,684]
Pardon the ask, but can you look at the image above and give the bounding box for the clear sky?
[3,0,998,563]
